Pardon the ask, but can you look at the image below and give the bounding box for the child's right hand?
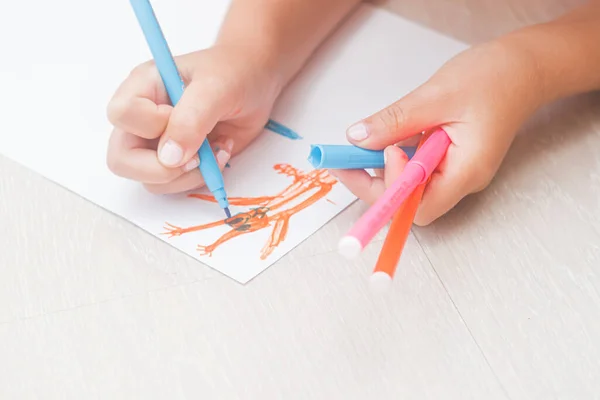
[106,45,282,194]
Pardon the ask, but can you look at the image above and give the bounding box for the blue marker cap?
[307,145,416,169]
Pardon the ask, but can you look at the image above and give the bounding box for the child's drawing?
[163,164,336,260]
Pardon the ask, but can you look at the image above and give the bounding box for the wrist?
[497,30,566,107]
[499,3,600,104]
[215,0,360,96]
[481,38,548,119]
[214,33,285,96]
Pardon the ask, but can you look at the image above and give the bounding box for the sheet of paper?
[0,0,467,283]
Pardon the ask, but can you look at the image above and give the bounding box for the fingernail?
[214,139,234,154]
[224,138,235,153]
[159,139,183,166]
[216,149,231,166]
[384,147,390,164]
[327,169,338,177]
[182,156,199,172]
[347,123,369,141]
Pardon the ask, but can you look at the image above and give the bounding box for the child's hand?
[333,40,545,225]
[106,45,281,194]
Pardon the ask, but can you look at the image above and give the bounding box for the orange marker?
[370,135,430,292]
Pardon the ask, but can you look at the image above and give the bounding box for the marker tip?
[224,207,231,219]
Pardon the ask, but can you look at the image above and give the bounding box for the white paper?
[0,1,467,283]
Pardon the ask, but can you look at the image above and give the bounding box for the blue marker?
[307,144,416,170]
[265,119,303,140]
[129,0,231,218]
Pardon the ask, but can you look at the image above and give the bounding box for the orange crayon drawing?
[162,164,337,260]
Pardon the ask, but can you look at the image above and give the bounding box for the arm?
[215,0,362,91]
[334,1,600,226]
[500,1,600,104]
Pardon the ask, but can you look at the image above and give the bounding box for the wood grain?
[372,0,585,43]
[0,157,505,399]
[415,93,600,399]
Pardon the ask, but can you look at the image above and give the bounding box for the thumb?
[346,85,447,150]
[413,141,490,226]
[157,79,234,167]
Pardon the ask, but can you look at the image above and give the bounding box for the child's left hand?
[332,39,545,226]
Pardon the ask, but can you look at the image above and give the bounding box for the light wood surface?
[1,1,599,399]
[373,0,586,42]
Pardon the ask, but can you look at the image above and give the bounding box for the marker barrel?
[129,0,229,210]
[340,129,451,255]
[307,145,416,170]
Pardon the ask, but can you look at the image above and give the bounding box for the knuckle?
[106,98,130,124]
[201,74,227,93]
[130,61,154,77]
[107,62,155,125]
[144,165,182,186]
[465,158,495,193]
[413,217,430,227]
[412,209,433,227]
[375,105,406,135]
[472,175,493,193]
[159,170,182,185]
[106,151,124,176]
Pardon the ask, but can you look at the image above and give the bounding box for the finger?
[107,128,188,184]
[143,141,232,194]
[209,117,267,157]
[331,169,386,205]
[383,146,410,188]
[373,144,411,179]
[346,83,454,149]
[157,78,236,168]
[332,145,412,204]
[413,148,483,226]
[107,63,172,139]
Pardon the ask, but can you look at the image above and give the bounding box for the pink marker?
[339,128,451,259]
